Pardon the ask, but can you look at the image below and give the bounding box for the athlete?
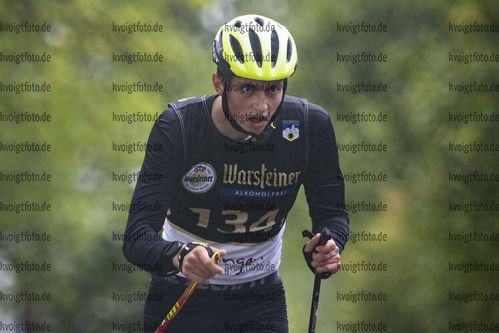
[123,14,349,333]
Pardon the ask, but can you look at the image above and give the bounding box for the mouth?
[247,114,268,128]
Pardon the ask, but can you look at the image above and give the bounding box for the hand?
[304,233,341,275]
[173,244,226,284]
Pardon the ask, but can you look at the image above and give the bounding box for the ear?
[212,72,224,96]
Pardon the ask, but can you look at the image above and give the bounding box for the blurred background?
[0,0,497,332]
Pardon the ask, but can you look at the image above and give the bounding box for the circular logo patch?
[181,163,216,194]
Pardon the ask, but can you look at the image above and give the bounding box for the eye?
[265,84,280,94]
[266,85,276,92]
[240,83,256,93]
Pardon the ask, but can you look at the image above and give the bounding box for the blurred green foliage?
[0,0,497,332]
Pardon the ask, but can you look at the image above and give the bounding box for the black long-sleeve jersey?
[123,94,349,283]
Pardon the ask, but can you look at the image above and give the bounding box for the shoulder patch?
[282,120,300,142]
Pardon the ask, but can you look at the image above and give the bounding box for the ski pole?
[154,251,221,333]
[302,229,329,333]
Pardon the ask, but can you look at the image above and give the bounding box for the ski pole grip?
[211,252,221,265]
[302,228,333,279]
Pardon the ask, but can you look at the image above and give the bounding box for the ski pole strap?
[177,241,214,274]
[302,228,334,279]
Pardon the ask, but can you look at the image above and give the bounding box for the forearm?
[122,110,184,276]
[122,216,181,277]
[305,181,349,253]
[122,181,182,276]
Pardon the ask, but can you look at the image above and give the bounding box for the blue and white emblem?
[282,120,299,142]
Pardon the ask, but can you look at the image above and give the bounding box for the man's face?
[225,76,284,135]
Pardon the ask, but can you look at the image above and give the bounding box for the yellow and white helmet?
[212,14,298,81]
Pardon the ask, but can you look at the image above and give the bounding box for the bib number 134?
[189,208,283,234]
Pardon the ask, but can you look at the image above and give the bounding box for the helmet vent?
[254,17,264,27]
[286,37,293,63]
[229,35,245,63]
[234,20,242,28]
[248,29,263,68]
[270,30,279,68]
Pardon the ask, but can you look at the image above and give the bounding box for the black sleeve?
[303,104,349,253]
[122,108,185,277]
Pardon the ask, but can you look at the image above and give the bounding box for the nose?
[253,90,269,112]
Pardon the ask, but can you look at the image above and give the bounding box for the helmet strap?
[221,79,288,142]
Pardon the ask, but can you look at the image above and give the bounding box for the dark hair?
[217,67,234,86]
